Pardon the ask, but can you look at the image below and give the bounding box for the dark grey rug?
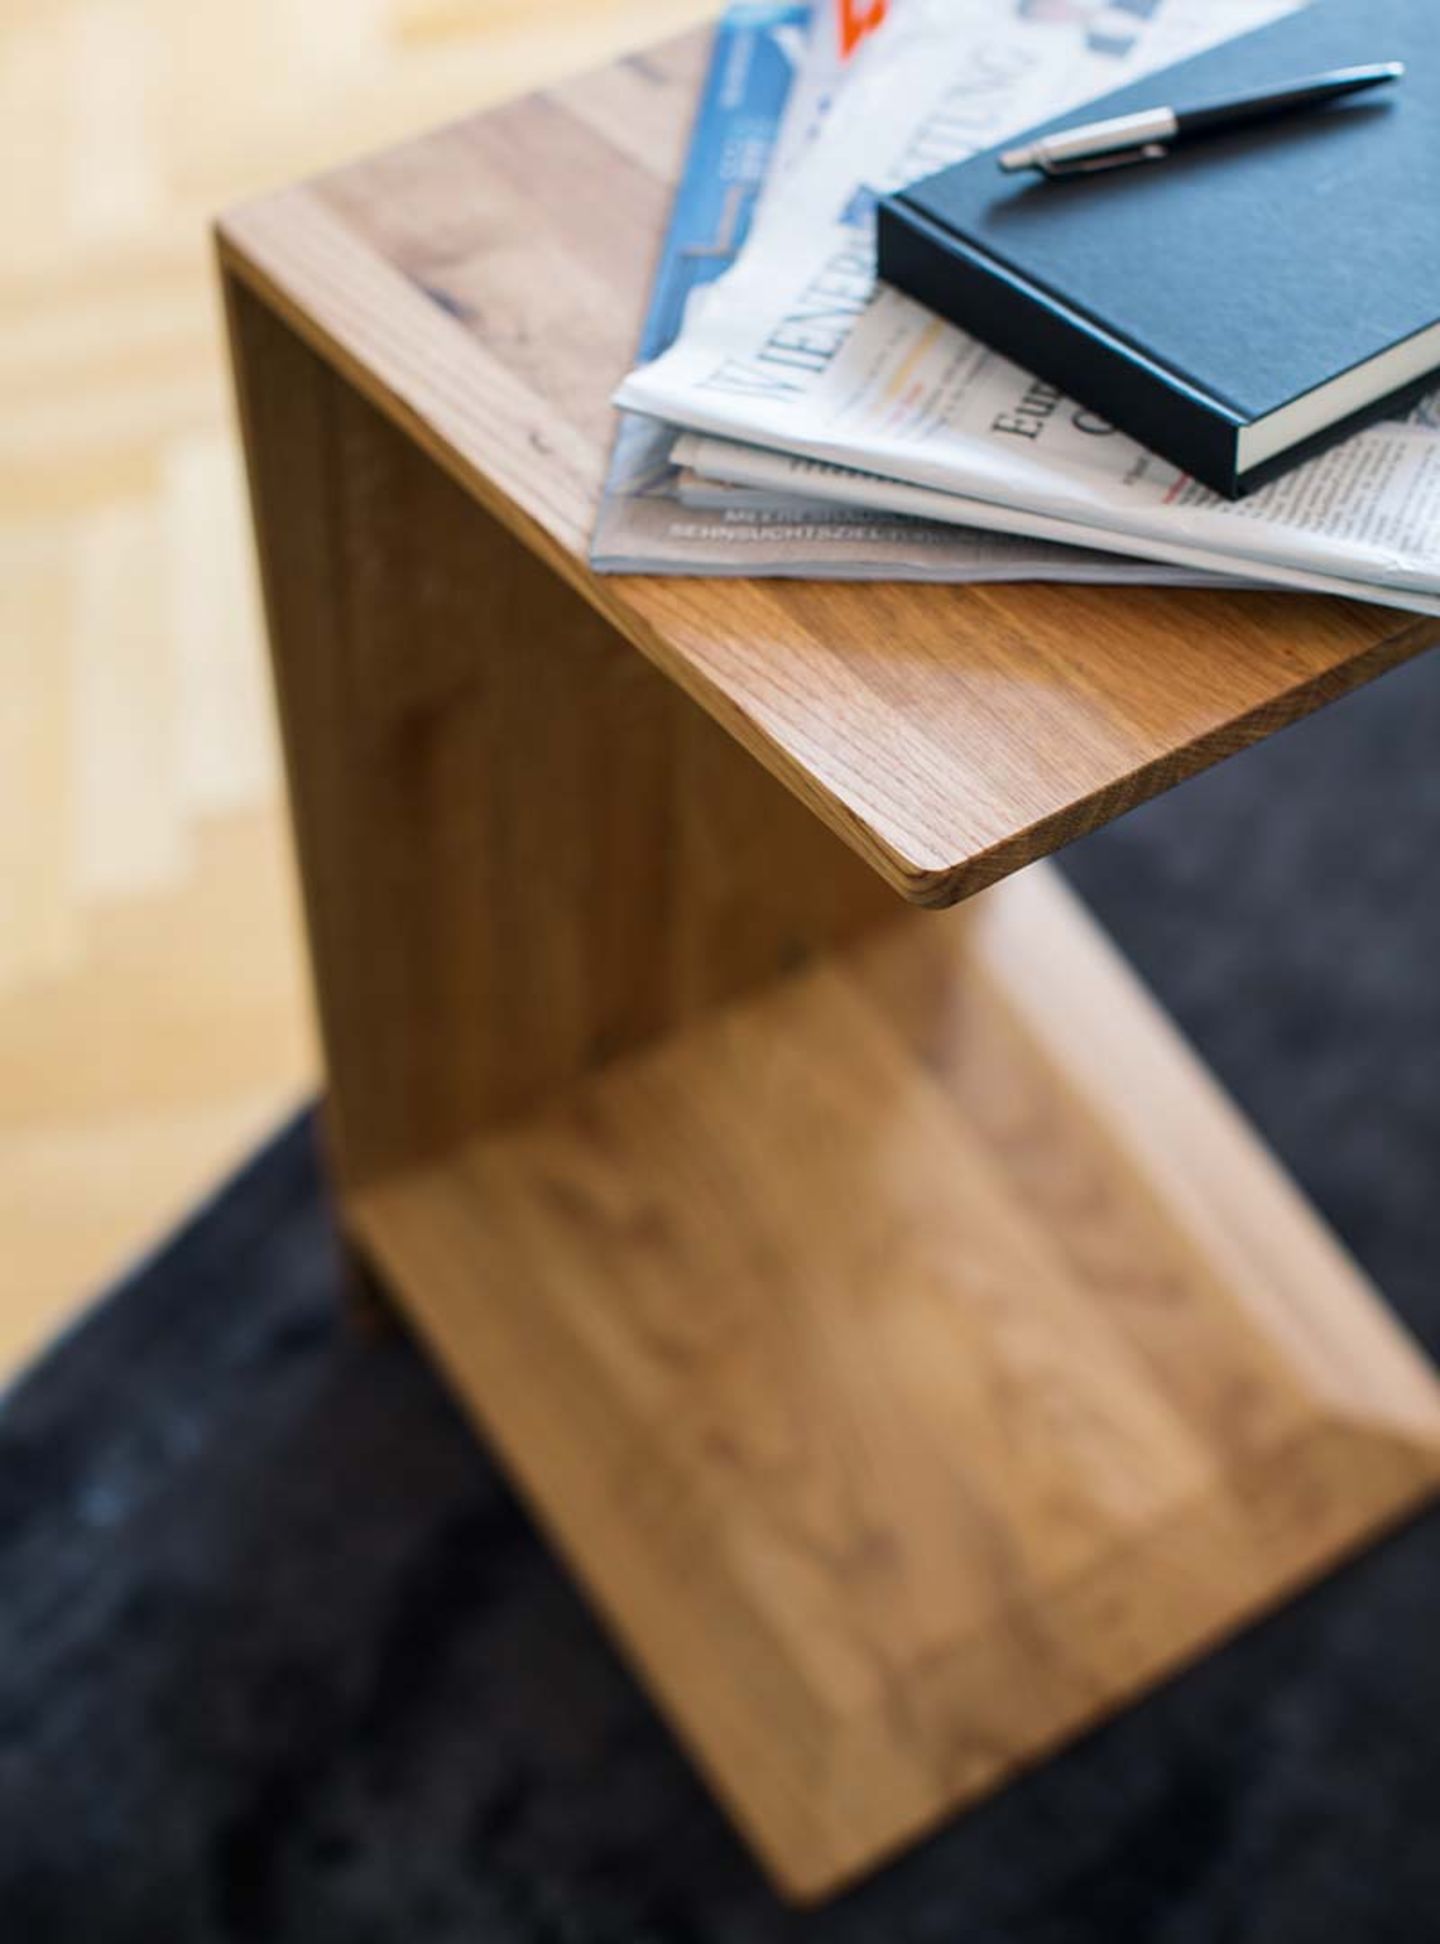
[3,648,1439,1944]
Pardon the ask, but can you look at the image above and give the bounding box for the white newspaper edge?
[673,432,1440,616]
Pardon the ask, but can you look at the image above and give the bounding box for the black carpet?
[4,649,1440,1943]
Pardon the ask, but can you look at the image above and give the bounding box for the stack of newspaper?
[593,0,1440,616]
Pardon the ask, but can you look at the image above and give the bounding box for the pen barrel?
[1179,66,1400,137]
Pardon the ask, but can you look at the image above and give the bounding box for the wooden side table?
[218,30,1440,1904]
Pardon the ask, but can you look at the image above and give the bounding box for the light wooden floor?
[1,0,709,1378]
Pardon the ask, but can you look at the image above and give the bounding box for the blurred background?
[0,0,710,1377]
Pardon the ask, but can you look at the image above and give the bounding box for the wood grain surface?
[226,275,894,1188]
[218,29,1438,906]
[353,866,1440,1899]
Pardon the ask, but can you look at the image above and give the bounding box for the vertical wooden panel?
[224,273,895,1187]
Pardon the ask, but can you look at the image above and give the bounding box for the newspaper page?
[615,0,1440,613]
[590,0,1223,584]
[673,432,1440,611]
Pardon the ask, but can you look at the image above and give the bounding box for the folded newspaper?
[591,0,1240,587]
[609,0,1440,616]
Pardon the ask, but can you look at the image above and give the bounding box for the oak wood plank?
[352,868,1440,1899]
[224,271,894,1185]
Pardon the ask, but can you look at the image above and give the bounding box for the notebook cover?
[876,0,1440,497]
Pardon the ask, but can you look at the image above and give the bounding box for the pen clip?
[1039,141,1170,178]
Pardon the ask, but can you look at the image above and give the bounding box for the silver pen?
[999,61,1404,179]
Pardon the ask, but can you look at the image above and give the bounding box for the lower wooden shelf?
[350,862,1440,1902]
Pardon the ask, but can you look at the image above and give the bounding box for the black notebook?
[876,0,1440,498]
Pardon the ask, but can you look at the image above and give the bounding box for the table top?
[218,29,1437,907]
